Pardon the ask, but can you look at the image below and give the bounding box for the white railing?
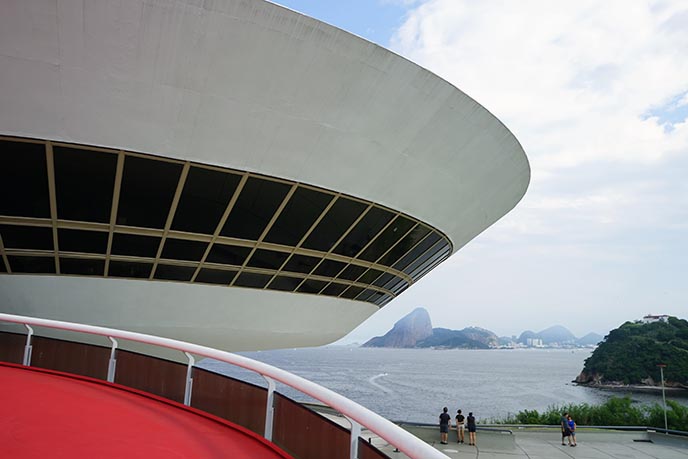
[0,313,449,459]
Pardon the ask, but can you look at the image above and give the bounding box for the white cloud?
[390,0,688,171]
[343,0,688,339]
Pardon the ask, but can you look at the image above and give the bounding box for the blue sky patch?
[643,91,688,132]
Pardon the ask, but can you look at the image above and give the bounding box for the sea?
[198,347,688,424]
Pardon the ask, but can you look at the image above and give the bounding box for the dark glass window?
[111,233,161,258]
[195,268,237,285]
[7,255,55,273]
[53,146,117,223]
[374,294,392,306]
[409,245,451,279]
[297,279,327,294]
[372,272,395,288]
[171,167,241,234]
[358,268,383,285]
[377,225,430,267]
[60,258,105,276]
[356,289,376,302]
[206,244,251,266]
[161,238,207,261]
[358,216,415,262]
[392,232,441,271]
[0,260,6,273]
[117,156,183,228]
[321,282,348,297]
[267,275,303,292]
[0,225,53,250]
[246,249,289,270]
[282,254,320,274]
[333,207,393,257]
[385,277,409,294]
[404,240,448,277]
[368,291,386,304]
[302,197,368,252]
[336,264,366,281]
[220,177,290,240]
[340,286,364,299]
[154,264,196,281]
[233,272,272,288]
[58,229,108,254]
[0,140,50,218]
[263,187,333,246]
[108,261,152,278]
[312,259,346,278]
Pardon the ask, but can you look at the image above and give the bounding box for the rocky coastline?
[574,371,688,392]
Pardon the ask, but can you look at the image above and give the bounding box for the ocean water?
[198,347,685,424]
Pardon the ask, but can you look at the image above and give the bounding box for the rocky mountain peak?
[362,307,433,348]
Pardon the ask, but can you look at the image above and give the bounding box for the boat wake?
[368,373,393,394]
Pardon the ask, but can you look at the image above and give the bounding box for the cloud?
[387,0,688,239]
[343,0,688,339]
[390,0,688,171]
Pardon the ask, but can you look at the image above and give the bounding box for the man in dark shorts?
[439,407,451,444]
[467,412,477,446]
[561,411,569,445]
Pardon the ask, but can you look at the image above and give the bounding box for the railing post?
[107,337,118,383]
[183,351,195,406]
[262,376,276,441]
[345,416,361,459]
[23,324,34,366]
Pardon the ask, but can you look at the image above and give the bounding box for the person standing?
[567,414,577,447]
[455,409,465,443]
[560,411,569,445]
[439,407,451,444]
[466,412,477,446]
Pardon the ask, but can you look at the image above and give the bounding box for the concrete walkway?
[367,426,688,459]
[313,407,688,458]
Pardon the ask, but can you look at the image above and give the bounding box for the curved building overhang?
[0,0,530,350]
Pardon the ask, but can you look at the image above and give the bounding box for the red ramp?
[0,363,292,459]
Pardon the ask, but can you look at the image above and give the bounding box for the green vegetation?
[581,317,688,385]
[493,397,688,431]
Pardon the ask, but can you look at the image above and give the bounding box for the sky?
[274,1,688,342]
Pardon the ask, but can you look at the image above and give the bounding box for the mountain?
[576,332,603,346]
[415,327,495,349]
[362,307,433,348]
[538,325,577,344]
[518,325,576,345]
[517,330,537,343]
[576,317,688,387]
[363,309,498,349]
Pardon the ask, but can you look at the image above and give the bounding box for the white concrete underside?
[0,275,376,351]
[0,0,530,350]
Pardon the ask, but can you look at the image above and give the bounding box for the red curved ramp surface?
[0,363,292,459]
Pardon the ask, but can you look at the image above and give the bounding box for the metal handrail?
[0,313,449,459]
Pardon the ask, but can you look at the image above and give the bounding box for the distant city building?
[526,338,543,347]
[642,314,669,324]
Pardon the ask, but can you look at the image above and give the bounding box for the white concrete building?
[0,0,530,351]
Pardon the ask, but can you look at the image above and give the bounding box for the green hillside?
[579,317,688,386]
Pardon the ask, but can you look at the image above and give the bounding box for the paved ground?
[311,405,688,458]
[368,426,688,459]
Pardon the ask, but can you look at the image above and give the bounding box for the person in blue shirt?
[567,414,577,447]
